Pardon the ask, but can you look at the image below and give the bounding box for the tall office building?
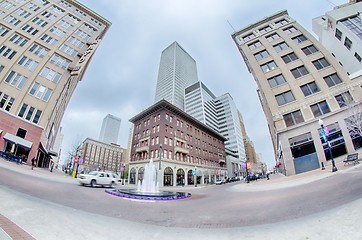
[154,41,198,110]
[312,0,362,75]
[232,10,362,175]
[99,114,121,145]
[185,82,246,177]
[0,0,111,168]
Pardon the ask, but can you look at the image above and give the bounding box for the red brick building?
[129,100,227,187]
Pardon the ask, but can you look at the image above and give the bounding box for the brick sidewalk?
[0,214,35,240]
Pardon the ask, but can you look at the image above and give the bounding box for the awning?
[3,133,33,149]
[49,150,58,157]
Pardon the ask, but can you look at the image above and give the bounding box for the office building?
[0,0,111,168]
[312,0,362,75]
[99,114,121,144]
[185,82,246,177]
[129,99,227,187]
[154,41,198,110]
[232,10,362,175]
[76,137,126,174]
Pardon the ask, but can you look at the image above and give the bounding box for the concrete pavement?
[1,158,362,240]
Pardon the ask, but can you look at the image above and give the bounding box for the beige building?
[232,10,362,175]
[0,0,110,168]
[76,137,126,174]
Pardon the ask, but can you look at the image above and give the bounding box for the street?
[1,159,362,239]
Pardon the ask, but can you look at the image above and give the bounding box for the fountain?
[105,159,191,201]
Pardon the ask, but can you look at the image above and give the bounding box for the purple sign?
[119,167,125,172]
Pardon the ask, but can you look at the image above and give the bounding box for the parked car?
[215,179,224,185]
[78,171,118,188]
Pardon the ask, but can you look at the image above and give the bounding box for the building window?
[266,33,280,42]
[268,74,286,88]
[275,91,295,106]
[4,71,28,89]
[354,52,361,62]
[283,110,304,127]
[302,45,318,55]
[335,91,353,107]
[310,101,330,117]
[300,81,320,96]
[335,28,342,41]
[323,73,342,87]
[28,43,48,58]
[281,52,298,63]
[259,25,272,34]
[254,49,269,61]
[9,33,28,46]
[291,66,309,78]
[273,42,288,52]
[243,33,255,41]
[312,58,330,70]
[39,67,62,83]
[283,26,297,34]
[248,41,261,50]
[50,54,71,69]
[344,37,352,50]
[341,15,362,40]
[292,34,307,44]
[18,56,39,71]
[0,45,17,59]
[261,61,277,73]
[275,19,288,27]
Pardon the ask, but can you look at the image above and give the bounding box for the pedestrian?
[31,156,36,170]
[267,172,270,180]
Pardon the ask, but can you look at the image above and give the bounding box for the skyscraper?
[185,82,246,177]
[154,41,198,110]
[0,0,111,168]
[312,0,362,75]
[232,10,362,175]
[99,114,121,145]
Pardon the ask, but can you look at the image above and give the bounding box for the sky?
[60,0,347,169]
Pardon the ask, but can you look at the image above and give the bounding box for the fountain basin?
[105,188,191,201]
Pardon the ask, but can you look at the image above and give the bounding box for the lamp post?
[194,166,197,187]
[318,119,337,172]
[122,163,126,185]
[159,145,162,170]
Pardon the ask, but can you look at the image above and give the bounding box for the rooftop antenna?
[227,20,236,32]
[325,0,337,7]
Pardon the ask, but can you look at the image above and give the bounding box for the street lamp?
[318,119,337,172]
[194,166,197,187]
[122,163,126,185]
[159,145,162,170]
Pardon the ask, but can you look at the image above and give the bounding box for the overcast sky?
[60,0,347,168]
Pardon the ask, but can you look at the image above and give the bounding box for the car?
[215,179,224,185]
[78,171,118,188]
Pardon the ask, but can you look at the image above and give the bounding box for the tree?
[345,103,362,140]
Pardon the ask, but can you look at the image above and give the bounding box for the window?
[291,66,309,78]
[283,110,304,127]
[9,33,28,46]
[273,42,288,52]
[323,73,342,87]
[18,103,27,117]
[40,34,57,46]
[248,41,261,50]
[266,33,280,42]
[282,52,298,63]
[243,33,255,41]
[313,58,330,70]
[0,25,9,37]
[39,67,62,83]
[4,15,21,26]
[29,43,48,58]
[259,25,272,34]
[344,37,352,50]
[355,52,362,62]
[267,74,286,88]
[261,61,277,73]
[300,82,320,96]
[0,45,17,59]
[4,71,28,89]
[22,24,39,35]
[283,26,297,34]
[67,36,85,48]
[32,17,47,27]
[310,101,330,117]
[59,44,78,57]
[275,19,288,27]
[50,54,70,69]
[28,82,52,102]
[16,128,27,138]
[335,28,342,41]
[292,34,307,44]
[18,56,38,71]
[275,91,295,106]
[341,16,362,40]
[254,49,269,61]
[302,45,318,55]
[74,29,90,41]
[335,92,353,107]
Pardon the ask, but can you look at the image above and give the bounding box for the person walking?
[31,156,36,170]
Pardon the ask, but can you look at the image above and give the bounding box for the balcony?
[136,145,149,153]
[174,146,189,155]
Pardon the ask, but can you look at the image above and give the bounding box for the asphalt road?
[1,163,362,229]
